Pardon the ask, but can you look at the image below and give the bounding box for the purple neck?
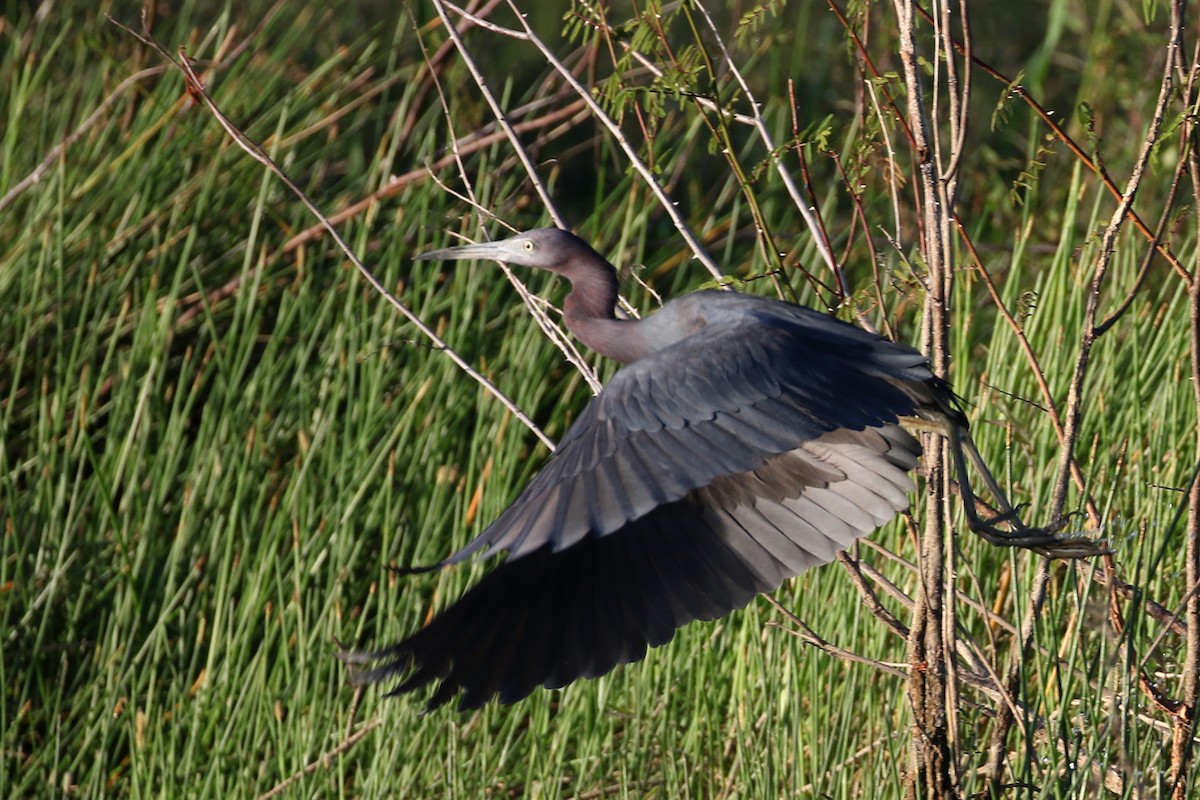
[561,253,650,364]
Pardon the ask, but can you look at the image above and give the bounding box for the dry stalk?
[887,1,964,795]
[1175,4,1200,795]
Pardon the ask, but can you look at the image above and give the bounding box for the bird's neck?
[562,259,650,364]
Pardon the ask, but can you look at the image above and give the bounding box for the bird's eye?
[523,240,535,252]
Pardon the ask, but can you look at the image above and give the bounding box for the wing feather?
[348,419,926,709]
[431,293,943,569]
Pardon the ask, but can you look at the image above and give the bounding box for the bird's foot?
[968,508,1108,558]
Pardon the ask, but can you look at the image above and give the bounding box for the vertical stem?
[1173,37,1200,787]
[892,1,961,795]
[1173,246,1200,798]
[984,562,1050,788]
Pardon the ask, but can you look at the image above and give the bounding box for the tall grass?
[3,1,1198,797]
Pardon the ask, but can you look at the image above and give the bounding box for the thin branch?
[764,595,909,679]
[256,718,382,800]
[439,0,725,280]
[1048,0,1178,523]
[911,1,1191,284]
[0,66,168,213]
[281,97,588,251]
[1173,4,1200,793]
[109,16,555,451]
[430,0,568,228]
[953,217,1102,528]
[891,0,962,792]
[689,0,843,293]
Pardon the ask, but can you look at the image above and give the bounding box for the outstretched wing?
[342,422,921,711]
[438,292,938,565]
[342,292,950,709]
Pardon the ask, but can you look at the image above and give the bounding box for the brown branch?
[280,96,588,252]
[1173,5,1200,793]
[764,595,909,680]
[826,0,916,149]
[1095,135,1192,336]
[889,0,961,793]
[837,550,910,639]
[256,716,382,800]
[6,1,291,214]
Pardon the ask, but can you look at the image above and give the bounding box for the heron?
[340,227,1097,711]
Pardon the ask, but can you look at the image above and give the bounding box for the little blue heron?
[340,228,1095,711]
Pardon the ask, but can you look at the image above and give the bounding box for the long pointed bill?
[415,238,527,263]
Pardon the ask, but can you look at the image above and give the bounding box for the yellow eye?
[523,240,535,252]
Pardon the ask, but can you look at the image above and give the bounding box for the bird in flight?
[340,228,1096,711]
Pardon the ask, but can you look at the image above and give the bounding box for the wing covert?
[437,292,936,567]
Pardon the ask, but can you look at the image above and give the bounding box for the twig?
[256,717,382,800]
[910,2,1191,283]
[890,0,963,793]
[764,595,909,679]
[952,217,1102,528]
[280,97,587,251]
[439,0,725,281]
[1048,9,1177,524]
[836,550,909,639]
[983,560,1051,786]
[422,6,605,394]
[3,0,299,217]
[1173,6,1200,791]
[0,65,163,214]
[688,0,843,293]
[866,79,906,260]
[429,0,568,228]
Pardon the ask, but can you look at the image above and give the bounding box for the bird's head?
[415,228,604,278]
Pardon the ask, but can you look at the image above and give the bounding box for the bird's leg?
[903,412,1106,557]
[944,423,1106,558]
